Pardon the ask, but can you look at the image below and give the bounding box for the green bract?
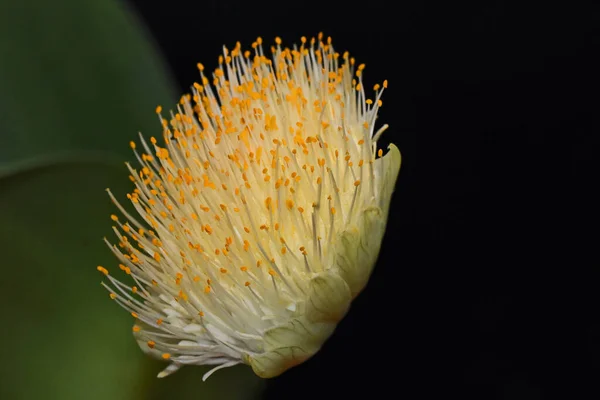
[248,144,401,378]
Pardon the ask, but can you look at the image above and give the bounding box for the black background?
[125,1,599,398]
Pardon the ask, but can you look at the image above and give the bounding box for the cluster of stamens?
[97,33,389,377]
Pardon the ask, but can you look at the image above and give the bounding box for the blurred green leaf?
[0,164,264,400]
[0,0,264,398]
[0,164,147,400]
[0,0,177,176]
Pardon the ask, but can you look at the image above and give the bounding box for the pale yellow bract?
[97,34,401,380]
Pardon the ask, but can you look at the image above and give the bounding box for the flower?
[97,33,401,381]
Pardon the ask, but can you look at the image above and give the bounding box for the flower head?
[97,34,401,380]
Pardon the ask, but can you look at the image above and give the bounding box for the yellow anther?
[286,199,294,210]
[97,266,108,275]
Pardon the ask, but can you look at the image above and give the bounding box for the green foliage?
[0,1,264,398]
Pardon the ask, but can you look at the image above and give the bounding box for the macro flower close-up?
[97,35,401,380]
[2,1,596,399]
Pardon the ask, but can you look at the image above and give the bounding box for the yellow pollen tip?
[132,325,141,332]
[155,105,162,114]
[96,266,108,275]
[162,353,171,360]
[131,312,139,318]
[109,293,117,300]
[147,341,155,349]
